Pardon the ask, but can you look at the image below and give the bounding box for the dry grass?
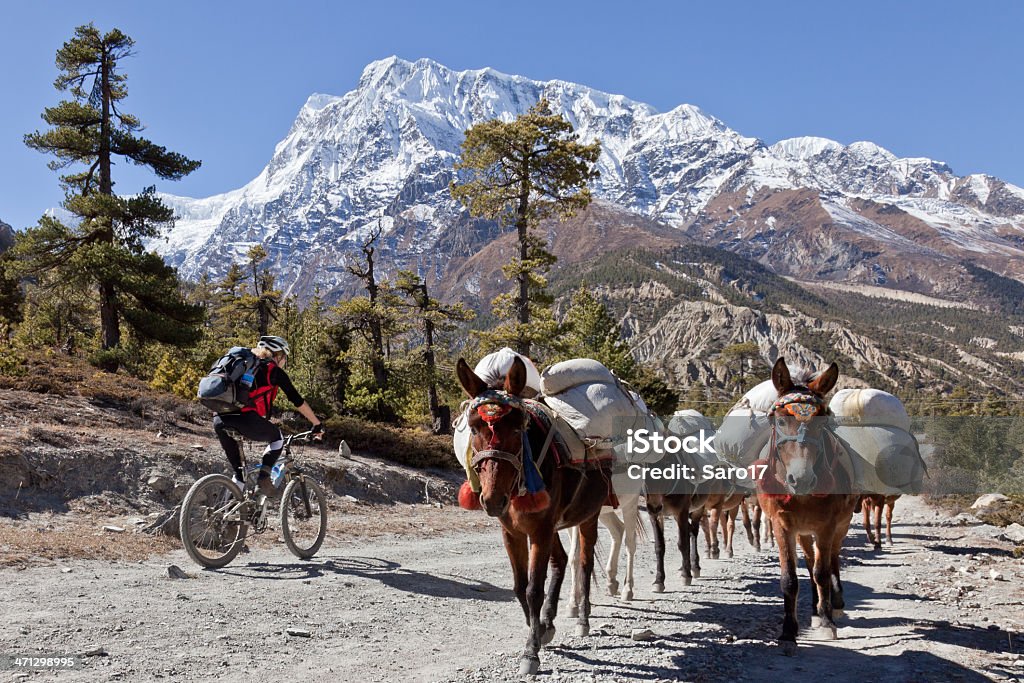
[0,503,487,568]
[0,515,177,568]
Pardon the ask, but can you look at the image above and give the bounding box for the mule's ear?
[504,356,527,397]
[771,357,793,394]
[456,358,488,398]
[808,362,839,396]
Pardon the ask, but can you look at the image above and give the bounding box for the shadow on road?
[211,554,514,601]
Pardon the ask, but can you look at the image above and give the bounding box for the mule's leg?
[751,501,762,552]
[676,502,694,586]
[775,525,799,654]
[798,534,818,624]
[708,507,721,559]
[885,498,896,546]
[689,508,703,581]
[725,507,737,559]
[576,515,600,637]
[599,507,624,597]
[830,500,855,619]
[503,527,531,625]
[872,501,883,551]
[862,500,873,546]
[811,533,838,639]
[540,532,568,646]
[648,498,667,593]
[741,499,755,549]
[520,524,554,675]
[566,527,581,619]
[621,495,639,601]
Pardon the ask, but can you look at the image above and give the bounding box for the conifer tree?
[451,99,600,358]
[563,285,635,378]
[18,24,202,367]
[395,269,474,433]
[335,222,404,420]
[240,245,281,336]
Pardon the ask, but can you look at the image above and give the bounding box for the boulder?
[971,493,1010,509]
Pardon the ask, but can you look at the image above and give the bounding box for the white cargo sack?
[541,359,649,460]
[829,389,923,494]
[474,348,542,396]
[714,380,777,466]
[667,410,719,470]
[829,389,911,431]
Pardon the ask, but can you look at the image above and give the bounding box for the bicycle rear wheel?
[280,476,328,559]
[179,474,247,568]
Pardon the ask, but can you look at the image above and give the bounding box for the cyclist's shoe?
[257,477,278,499]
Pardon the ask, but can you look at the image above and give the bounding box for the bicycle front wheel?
[280,476,328,559]
[179,474,247,568]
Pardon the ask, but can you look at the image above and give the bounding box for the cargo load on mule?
[828,388,926,495]
[541,358,660,468]
[713,379,777,466]
[665,409,721,476]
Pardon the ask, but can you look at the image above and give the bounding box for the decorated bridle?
[466,389,530,490]
[767,390,832,486]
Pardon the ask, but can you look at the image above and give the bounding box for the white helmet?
[256,335,290,356]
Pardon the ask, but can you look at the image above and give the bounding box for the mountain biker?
[213,335,323,497]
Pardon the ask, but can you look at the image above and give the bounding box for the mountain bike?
[179,430,329,568]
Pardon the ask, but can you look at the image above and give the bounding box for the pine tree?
[240,245,282,336]
[0,255,23,338]
[395,269,474,433]
[563,285,636,378]
[19,24,202,368]
[334,222,404,421]
[451,99,600,358]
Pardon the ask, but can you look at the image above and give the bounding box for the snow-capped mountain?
[157,56,1024,302]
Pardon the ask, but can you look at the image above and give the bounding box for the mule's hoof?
[710,550,720,560]
[682,576,693,587]
[567,605,579,619]
[779,640,798,656]
[873,543,882,552]
[810,615,822,628]
[607,580,619,596]
[519,657,540,676]
[833,608,845,619]
[814,626,838,640]
[726,550,734,559]
[576,623,590,637]
[652,582,665,593]
[622,589,634,601]
[541,625,556,646]
[693,569,701,579]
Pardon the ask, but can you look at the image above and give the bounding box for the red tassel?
[458,481,482,510]
[511,490,550,513]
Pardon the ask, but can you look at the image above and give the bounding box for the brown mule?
[456,357,608,676]
[859,494,900,549]
[756,358,860,655]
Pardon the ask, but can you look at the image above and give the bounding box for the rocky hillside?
[551,245,1024,399]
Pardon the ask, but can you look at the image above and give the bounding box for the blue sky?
[2,0,1021,230]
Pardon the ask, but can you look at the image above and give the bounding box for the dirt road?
[2,496,1022,682]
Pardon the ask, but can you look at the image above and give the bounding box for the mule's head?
[770,358,838,495]
[456,356,529,518]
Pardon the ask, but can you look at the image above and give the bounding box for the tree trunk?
[97,45,119,355]
[515,182,530,357]
[99,281,120,352]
